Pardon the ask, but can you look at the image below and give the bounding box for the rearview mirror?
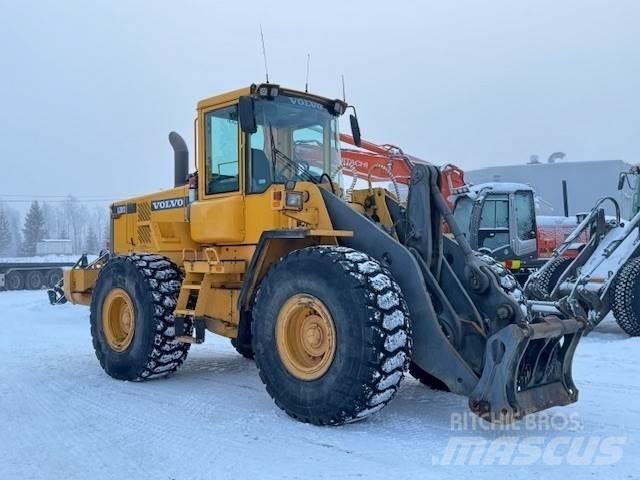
[239,96,257,134]
[618,173,625,191]
[349,114,361,147]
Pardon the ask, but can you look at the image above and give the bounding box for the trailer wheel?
[46,269,62,288]
[25,270,44,290]
[525,256,573,300]
[90,253,191,380]
[5,271,23,290]
[252,246,412,425]
[611,257,640,337]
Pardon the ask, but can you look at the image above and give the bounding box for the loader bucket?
[469,316,584,423]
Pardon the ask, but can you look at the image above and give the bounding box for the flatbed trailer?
[0,261,75,290]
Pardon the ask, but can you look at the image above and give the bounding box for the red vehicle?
[339,133,415,183]
[339,135,468,205]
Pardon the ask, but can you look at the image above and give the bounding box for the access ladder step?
[175,317,206,344]
[184,260,246,275]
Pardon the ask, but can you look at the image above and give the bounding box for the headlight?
[284,191,304,210]
[330,99,346,116]
[257,83,279,99]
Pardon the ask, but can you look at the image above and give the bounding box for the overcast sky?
[1,0,638,205]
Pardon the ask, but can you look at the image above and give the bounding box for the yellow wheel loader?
[59,83,585,425]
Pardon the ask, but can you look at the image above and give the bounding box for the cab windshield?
[247,94,342,193]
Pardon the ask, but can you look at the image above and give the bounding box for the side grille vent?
[138,202,151,222]
[137,225,152,245]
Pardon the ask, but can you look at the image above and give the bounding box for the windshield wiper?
[267,122,318,184]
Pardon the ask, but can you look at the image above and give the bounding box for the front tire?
[90,253,191,380]
[252,246,412,425]
[525,256,572,300]
[611,257,640,337]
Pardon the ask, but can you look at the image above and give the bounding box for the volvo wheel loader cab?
[62,83,585,425]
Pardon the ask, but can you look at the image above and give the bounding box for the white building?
[466,158,634,218]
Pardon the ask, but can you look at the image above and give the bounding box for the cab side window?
[248,126,273,194]
[205,106,239,195]
[479,195,510,251]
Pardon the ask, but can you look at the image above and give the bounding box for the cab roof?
[196,84,341,111]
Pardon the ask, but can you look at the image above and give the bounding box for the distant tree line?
[0,196,109,257]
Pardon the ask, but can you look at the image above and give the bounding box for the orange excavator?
[337,135,580,283]
[338,133,466,207]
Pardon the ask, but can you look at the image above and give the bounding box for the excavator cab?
[451,184,538,261]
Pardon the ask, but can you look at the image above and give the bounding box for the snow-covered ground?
[1,291,638,479]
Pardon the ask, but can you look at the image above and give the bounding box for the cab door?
[510,190,537,259]
[475,194,512,259]
[190,103,246,244]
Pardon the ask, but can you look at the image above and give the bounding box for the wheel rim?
[102,288,135,352]
[276,293,336,381]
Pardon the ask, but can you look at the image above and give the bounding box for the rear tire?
[90,253,191,380]
[252,246,412,425]
[611,257,640,337]
[230,337,254,359]
[525,256,573,300]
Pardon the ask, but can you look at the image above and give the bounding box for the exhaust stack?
[169,131,189,188]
